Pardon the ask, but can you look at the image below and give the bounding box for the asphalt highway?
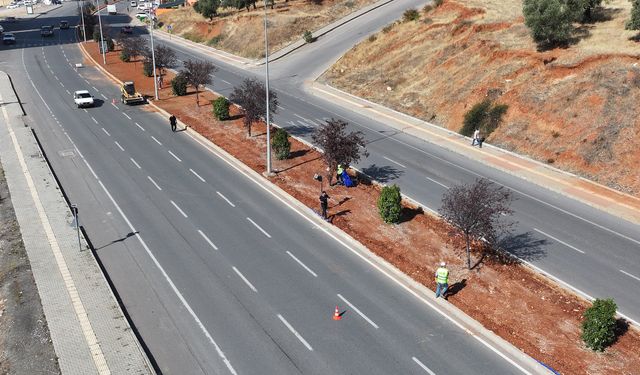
[112,0,640,325]
[1,4,531,374]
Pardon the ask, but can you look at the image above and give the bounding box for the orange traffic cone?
[333,306,341,321]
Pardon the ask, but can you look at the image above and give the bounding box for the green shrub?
[582,298,617,351]
[207,34,225,46]
[212,96,230,120]
[303,30,314,43]
[377,184,402,224]
[271,128,291,160]
[142,60,154,77]
[119,50,131,62]
[627,0,640,30]
[522,0,573,46]
[403,8,420,22]
[171,72,189,96]
[460,100,508,138]
[105,38,115,52]
[92,26,101,42]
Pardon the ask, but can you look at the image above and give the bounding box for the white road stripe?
[130,157,141,169]
[232,266,257,292]
[84,79,90,85]
[286,251,317,277]
[221,79,231,85]
[147,175,162,190]
[168,150,182,162]
[114,141,125,151]
[277,314,313,351]
[91,116,98,124]
[620,270,640,282]
[135,122,145,131]
[337,294,379,329]
[412,357,437,375]
[425,176,449,189]
[101,94,108,100]
[111,102,118,109]
[83,108,88,113]
[101,127,110,136]
[92,86,99,92]
[170,200,188,218]
[197,230,218,250]
[533,228,585,254]
[54,75,59,80]
[59,81,65,88]
[216,191,235,207]
[189,168,206,182]
[123,112,131,120]
[66,89,71,95]
[383,156,407,168]
[293,113,310,122]
[246,217,271,238]
[151,136,162,145]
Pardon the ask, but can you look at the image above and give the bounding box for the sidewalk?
[0,71,153,375]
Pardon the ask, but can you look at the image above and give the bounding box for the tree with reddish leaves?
[230,78,278,137]
[312,118,368,186]
[183,59,216,106]
[439,178,514,269]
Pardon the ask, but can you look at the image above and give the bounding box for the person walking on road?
[435,261,449,299]
[319,191,330,220]
[471,129,480,146]
[169,114,177,132]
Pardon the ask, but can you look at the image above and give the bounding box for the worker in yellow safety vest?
[435,262,449,299]
[336,164,344,185]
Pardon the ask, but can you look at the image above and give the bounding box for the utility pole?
[149,17,159,100]
[95,0,106,64]
[263,0,272,175]
[78,0,87,42]
[71,205,82,252]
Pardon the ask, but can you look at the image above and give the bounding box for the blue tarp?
[341,171,354,187]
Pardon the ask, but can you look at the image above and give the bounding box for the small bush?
[105,38,115,52]
[92,26,101,42]
[377,184,402,224]
[171,72,188,96]
[271,128,291,160]
[119,50,131,62]
[212,96,230,120]
[582,298,617,351]
[434,0,444,7]
[382,23,394,33]
[368,34,377,43]
[422,4,433,12]
[142,60,154,77]
[403,8,420,22]
[303,30,314,43]
[208,34,225,46]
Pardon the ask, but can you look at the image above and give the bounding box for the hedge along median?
[79,38,640,374]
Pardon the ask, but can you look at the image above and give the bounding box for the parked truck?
[107,4,117,14]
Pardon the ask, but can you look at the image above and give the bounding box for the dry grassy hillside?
[158,0,375,58]
[323,0,640,195]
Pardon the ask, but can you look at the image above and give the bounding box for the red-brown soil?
[84,40,640,374]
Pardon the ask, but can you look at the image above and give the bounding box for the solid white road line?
[114,141,125,151]
[123,112,131,120]
[101,94,108,100]
[412,357,437,375]
[189,168,206,182]
[425,176,449,189]
[246,217,271,238]
[101,128,110,136]
[620,270,640,282]
[147,176,162,191]
[286,251,317,278]
[170,200,188,218]
[337,294,379,329]
[168,150,182,162]
[383,156,407,169]
[277,314,313,351]
[151,136,162,145]
[197,230,218,250]
[533,228,585,254]
[135,122,145,131]
[216,191,235,207]
[130,157,141,169]
[91,116,98,124]
[232,266,257,292]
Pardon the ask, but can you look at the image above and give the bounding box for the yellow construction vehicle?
[120,81,145,105]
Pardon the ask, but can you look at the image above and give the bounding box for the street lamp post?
[95,0,106,64]
[264,0,272,175]
[149,17,159,100]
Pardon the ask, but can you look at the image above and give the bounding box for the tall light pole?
[78,0,87,42]
[263,0,272,175]
[95,0,105,64]
[149,16,159,100]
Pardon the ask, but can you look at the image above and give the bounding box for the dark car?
[41,25,54,37]
[3,33,16,45]
[120,25,133,34]
[60,20,69,29]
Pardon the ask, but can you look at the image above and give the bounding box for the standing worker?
[319,191,330,220]
[435,261,449,299]
[336,164,344,185]
[169,114,177,132]
[471,129,480,146]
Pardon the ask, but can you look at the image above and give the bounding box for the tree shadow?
[361,164,404,183]
[398,206,423,224]
[96,231,138,250]
[286,124,315,138]
[446,278,467,298]
[495,231,548,263]
[277,154,321,173]
[289,149,309,159]
[582,7,623,24]
[612,318,630,346]
[365,129,401,146]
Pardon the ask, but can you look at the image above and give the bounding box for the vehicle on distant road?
[6,3,19,8]
[130,0,137,7]
[2,33,16,45]
[73,90,94,108]
[120,81,145,105]
[40,25,53,37]
[135,12,148,20]
[107,4,116,14]
[136,4,145,10]
[59,20,69,29]
[120,25,133,34]
[0,25,4,33]
[4,17,17,23]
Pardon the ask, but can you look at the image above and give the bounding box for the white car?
[136,3,145,10]
[73,90,94,108]
[130,1,137,7]
[0,25,4,33]
[6,3,19,8]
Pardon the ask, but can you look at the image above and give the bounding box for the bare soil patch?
[86,40,640,375]
[158,0,377,58]
[323,0,640,196]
